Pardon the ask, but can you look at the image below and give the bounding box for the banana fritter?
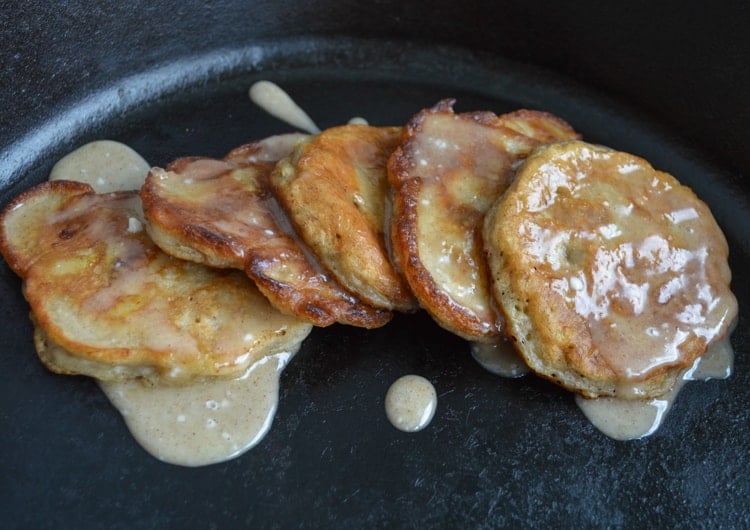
[141,153,391,329]
[483,141,738,398]
[224,132,309,165]
[271,125,416,311]
[0,181,313,383]
[388,100,579,340]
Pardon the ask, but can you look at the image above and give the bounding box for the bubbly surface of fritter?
[141,155,391,329]
[271,125,416,311]
[483,141,738,398]
[0,181,313,383]
[388,100,579,340]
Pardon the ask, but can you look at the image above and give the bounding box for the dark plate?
[1,39,748,528]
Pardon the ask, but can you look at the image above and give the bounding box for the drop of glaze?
[575,335,734,440]
[249,81,321,134]
[100,351,296,467]
[470,339,529,378]
[49,140,150,192]
[385,375,438,432]
[575,385,678,441]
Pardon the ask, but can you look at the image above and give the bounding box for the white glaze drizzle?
[470,338,529,378]
[249,81,321,134]
[100,351,297,467]
[49,140,150,192]
[47,139,309,466]
[575,334,734,440]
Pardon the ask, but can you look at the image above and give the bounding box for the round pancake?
[141,155,391,329]
[387,100,579,340]
[0,181,313,383]
[270,125,417,311]
[483,141,738,398]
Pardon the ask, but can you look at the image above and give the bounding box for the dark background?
[2,1,748,180]
[1,1,748,528]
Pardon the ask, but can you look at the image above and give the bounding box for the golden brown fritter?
[142,158,258,270]
[483,141,738,398]
[387,100,579,341]
[271,125,417,311]
[0,181,313,383]
[139,133,308,270]
[141,155,391,329]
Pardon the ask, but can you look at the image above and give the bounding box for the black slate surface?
[1,8,748,529]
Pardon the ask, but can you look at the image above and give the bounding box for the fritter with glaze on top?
[271,124,417,311]
[0,180,313,383]
[483,141,738,398]
[387,100,579,341]
[141,138,391,329]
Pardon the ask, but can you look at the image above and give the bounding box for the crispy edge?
[143,154,392,329]
[0,180,95,277]
[271,125,417,312]
[387,100,505,340]
[140,158,253,269]
[483,141,734,398]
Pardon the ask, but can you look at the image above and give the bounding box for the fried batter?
[388,100,579,340]
[0,181,313,383]
[271,125,416,311]
[224,132,309,165]
[483,141,738,398]
[141,154,391,329]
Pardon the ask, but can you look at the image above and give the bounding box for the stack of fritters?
[141,135,391,329]
[0,181,312,384]
[387,100,580,340]
[0,100,737,401]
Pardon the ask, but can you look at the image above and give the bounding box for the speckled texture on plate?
[1,4,749,528]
